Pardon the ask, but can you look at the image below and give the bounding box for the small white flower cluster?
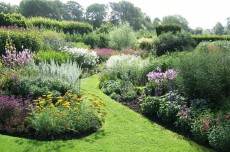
[62,47,99,68]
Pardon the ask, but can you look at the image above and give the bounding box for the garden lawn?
[0,75,213,152]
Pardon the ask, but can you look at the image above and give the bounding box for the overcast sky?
[1,0,229,29]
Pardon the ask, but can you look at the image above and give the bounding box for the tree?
[0,2,19,13]
[226,17,230,34]
[153,17,161,26]
[193,27,203,35]
[162,15,190,31]
[20,0,63,20]
[213,22,224,35]
[109,1,146,30]
[85,3,107,28]
[62,1,83,21]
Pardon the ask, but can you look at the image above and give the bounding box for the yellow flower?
[50,103,55,108]
[74,107,79,111]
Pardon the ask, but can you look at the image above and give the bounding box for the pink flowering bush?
[94,48,118,62]
[2,48,34,68]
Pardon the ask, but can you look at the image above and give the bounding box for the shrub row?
[0,27,43,55]
[155,24,181,36]
[0,13,27,28]
[27,17,93,35]
[192,35,230,44]
[0,14,93,35]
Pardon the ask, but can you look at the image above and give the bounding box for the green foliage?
[100,80,121,95]
[192,35,230,44]
[0,27,43,55]
[27,17,93,35]
[155,24,181,36]
[191,110,215,144]
[109,23,136,50]
[161,15,190,31]
[10,75,70,99]
[179,44,230,105]
[141,91,186,122]
[154,32,196,56]
[27,91,105,139]
[0,13,27,28]
[208,125,230,152]
[35,50,69,65]
[139,38,154,50]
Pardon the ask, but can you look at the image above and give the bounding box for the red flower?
[216,117,219,125]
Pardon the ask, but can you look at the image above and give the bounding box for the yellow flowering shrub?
[27,91,106,139]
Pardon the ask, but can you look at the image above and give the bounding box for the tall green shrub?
[154,32,196,56]
[109,23,136,50]
[179,43,230,106]
[155,24,181,36]
[0,13,27,28]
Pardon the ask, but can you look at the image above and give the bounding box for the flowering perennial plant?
[62,47,99,68]
[2,48,34,68]
[27,91,106,138]
[147,67,177,84]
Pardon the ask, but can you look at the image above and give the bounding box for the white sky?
[1,0,230,29]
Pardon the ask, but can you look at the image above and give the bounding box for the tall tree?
[213,22,224,35]
[62,1,83,21]
[226,17,230,34]
[193,27,203,35]
[109,1,146,30]
[153,17,161,26]
[85,3,107,28]
[0,2,19,13]
[20,0,63,20]
[162,15,190,31]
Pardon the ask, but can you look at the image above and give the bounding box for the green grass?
[0,75,213,152]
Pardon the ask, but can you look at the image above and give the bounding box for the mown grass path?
[0,75,213,152]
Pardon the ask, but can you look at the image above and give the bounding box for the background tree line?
[1,0,230,34]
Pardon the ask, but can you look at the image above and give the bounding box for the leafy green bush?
[141,91,186,122]
[0,27,43,55]
[155,24,181,36]
[109,23,136,50]
[28,91,105,139]
[154,32,196,56]
[27,17,93,35]
[100,80,121,95]
[191,110,215,144]
[192,35,230,44]
[178,46,230,106]
[139,38,154,50]
[208,125,230,152]
[0,13,27,28]
[41,30,66,50]
[35,50,69,65]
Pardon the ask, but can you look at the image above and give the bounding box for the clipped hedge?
[155,24,181,36]
[27,17,93,35]
[192,35,230,44]
[0,27,43,55]
[0,13,27,28]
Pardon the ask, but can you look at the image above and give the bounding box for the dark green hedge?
[0,13,27,28]
[155,24,181,36]
[192,35,230,44]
